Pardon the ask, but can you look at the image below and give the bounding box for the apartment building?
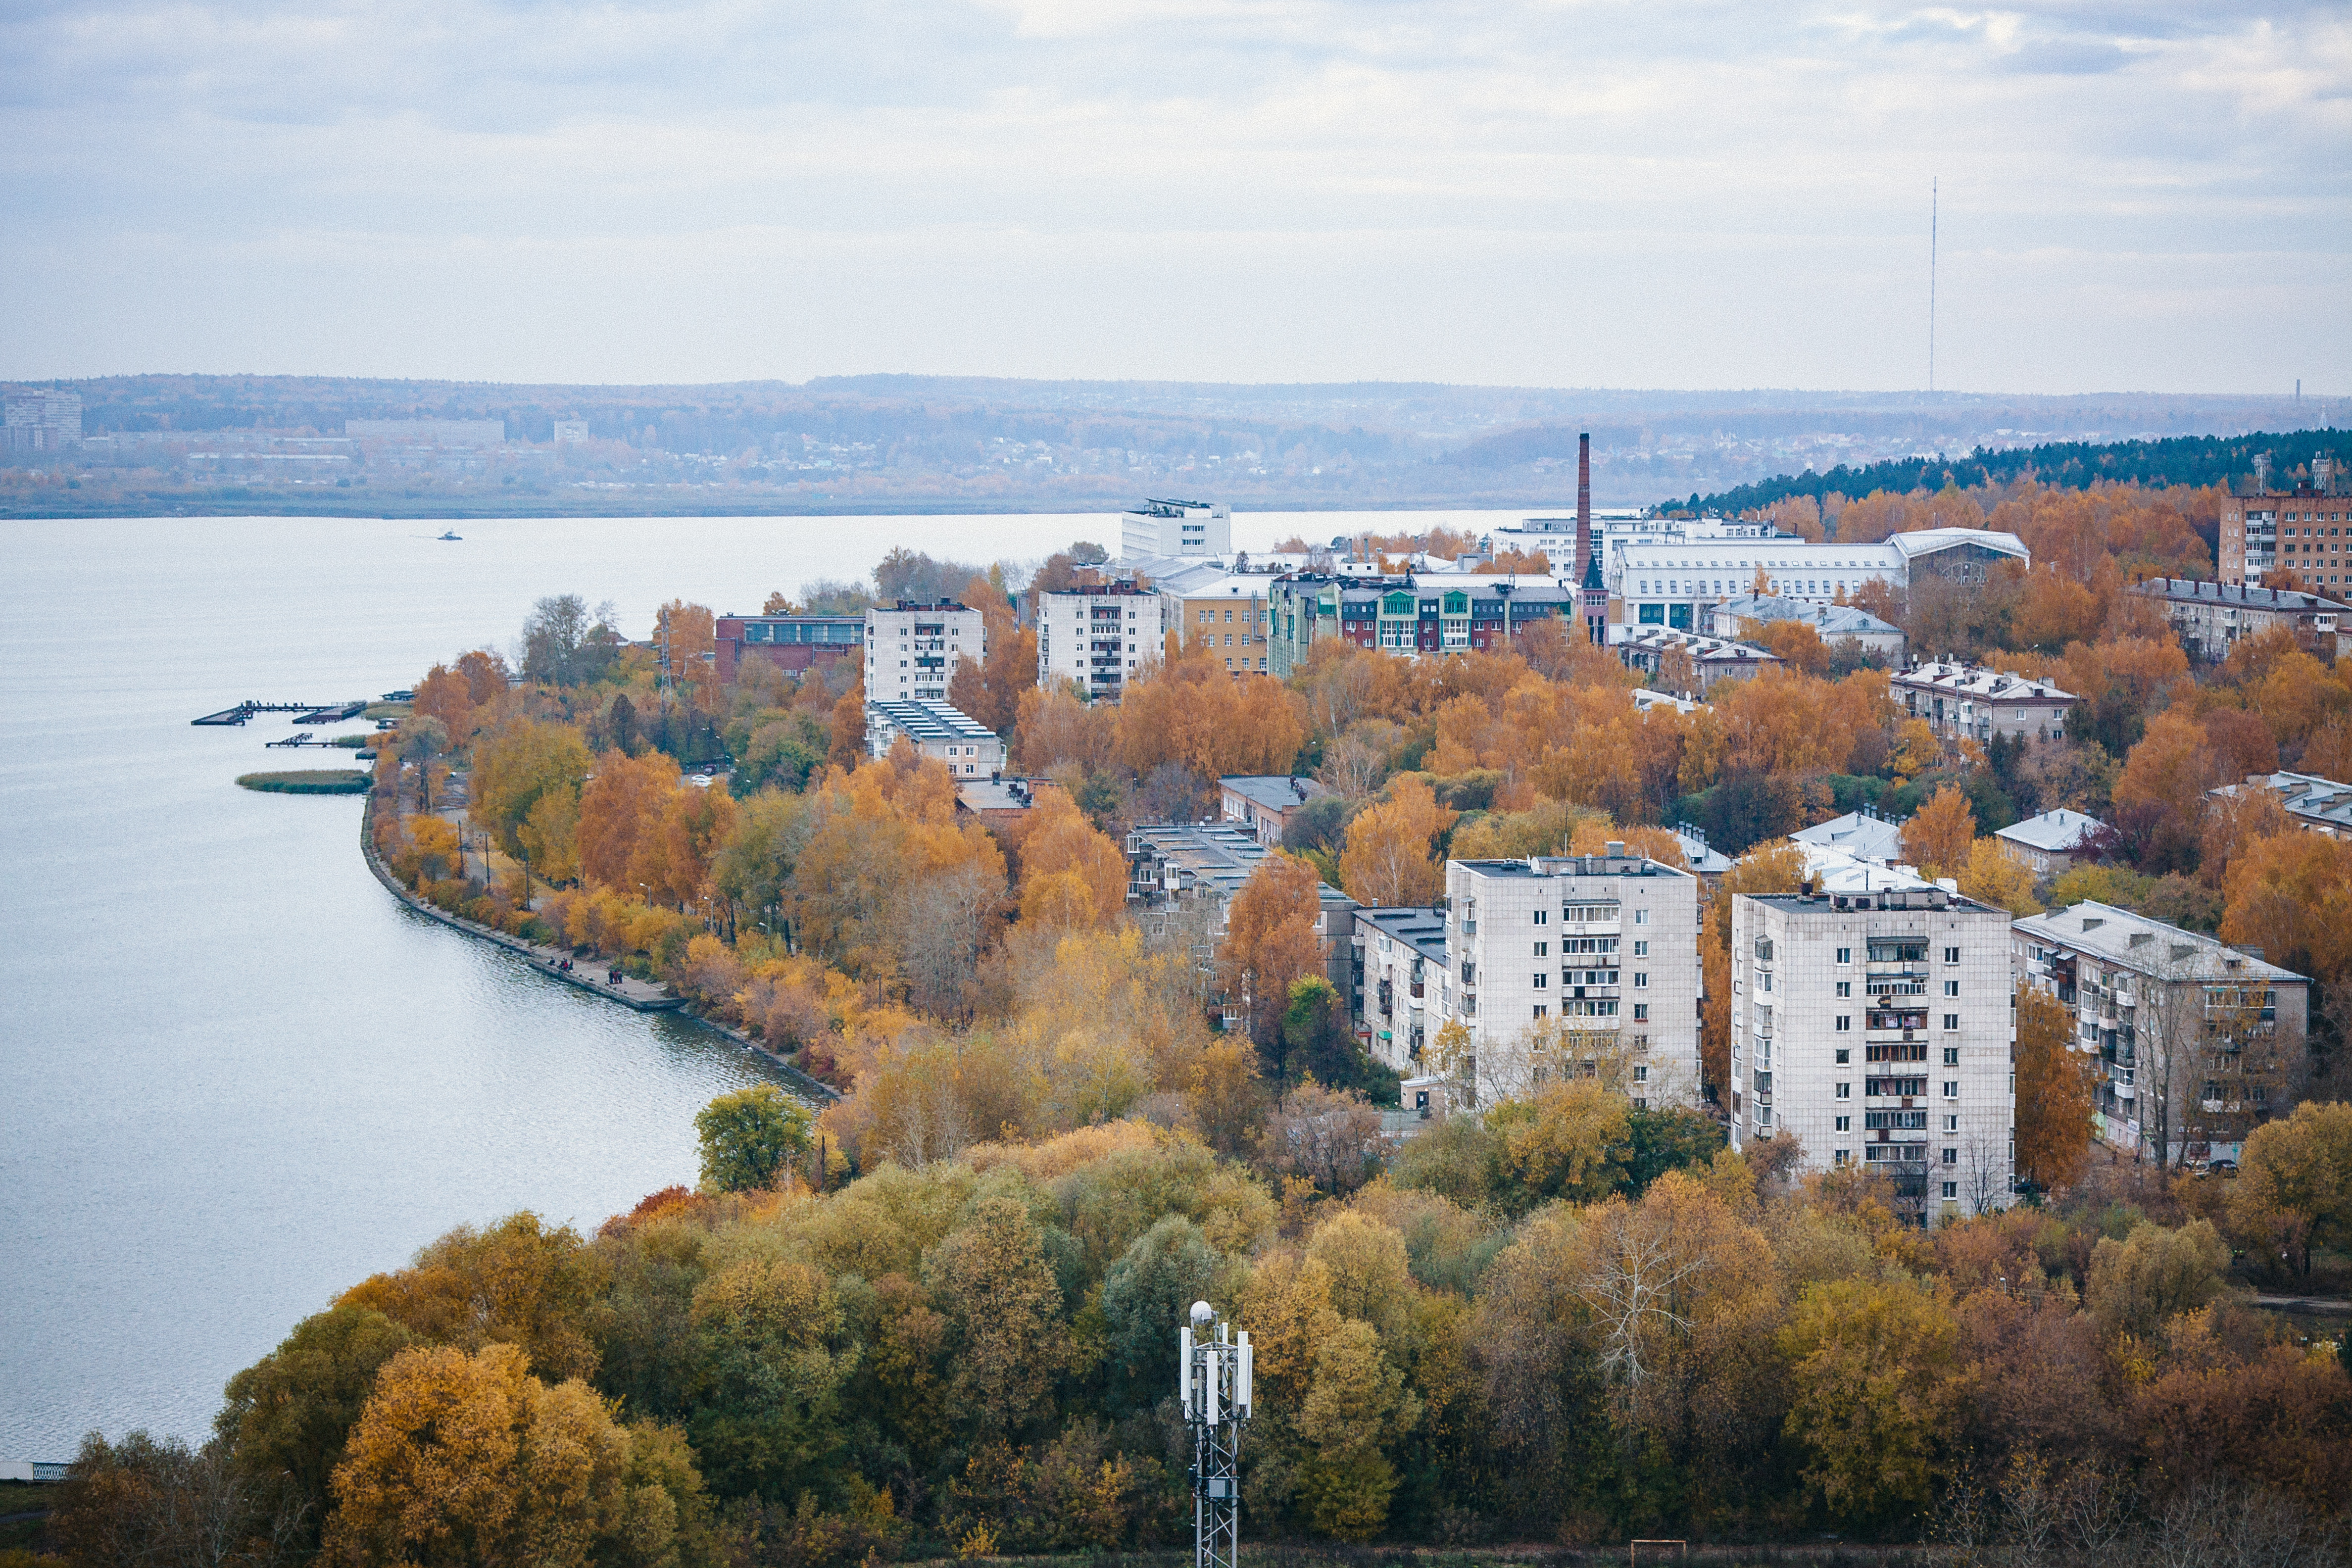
[1122,498,1232,561]
[1729,883,2015,1222]
[865,600,987,703]
[1220,775,1330,847]
[2012,902,2307,1167]
[1037,582,1161,699]
[1615,628,1781,692]
[1352,907,1450,1075]
[1993,808,2104,878]
[1266,573,1573,675]
[1166,572,1275,673]
[865,699,1006,776]
[1709,595,1905,662]
[1124,822,1359,1011]
[2,389,83,453]
[2210,771,2352,837]
[2125,578,2351,664]
[2217,460,2346,588]
[1891,661,2075,744]
[1444,849,1704,1112]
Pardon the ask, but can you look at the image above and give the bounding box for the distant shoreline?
[0,494,1584,521]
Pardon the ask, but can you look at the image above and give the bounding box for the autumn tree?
[1777,1276,1968,1528]
[2013,984,2093,1189]
[411,661,477,739]
[1011,678,1118,776]
[928,1197,1065,1441]
[686,1257,854,1497]
[1294,1318,1415,1539]
[323,1341,693,1568]
[1900,784,1976,877]
[1220,851,1326,1044]
[215,1305,417,1549]
[695,1084,814,1192]
[336,1213,608,1383]
[1957,838,2040,916]
[2227,1100,2352,1276]
[1336,776,1456,907]
[577,749,685,891]
[1015,788,1127,928]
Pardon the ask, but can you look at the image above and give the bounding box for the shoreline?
[357,800,838,1105]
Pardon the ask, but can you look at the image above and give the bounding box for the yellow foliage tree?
[1899,785,1974,878]
[1015,789,1127,929]
[1956,837,2039,916]
[1337,777,1456,907]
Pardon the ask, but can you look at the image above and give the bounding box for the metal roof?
[1995,808,2105,853]
[2014,901,2304,983]
[866,698,997,744]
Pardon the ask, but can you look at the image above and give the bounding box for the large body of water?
[0,507,1526,1459]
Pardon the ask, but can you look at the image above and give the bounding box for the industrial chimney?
[1576,432,1592,581]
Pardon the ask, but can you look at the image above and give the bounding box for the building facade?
[1124,822,1359,1010]
[2,389,83,453]
[1122,499,1232,561]
[1730,884,2015,1222]
[1266,574,1571,675]
[2126,578,2351,664]
[1165,572,1275,673]
[2013,902,2307,1167]
[865,600,986,703]
[1037,581,1161,698]
[1444,850,1704,1112]
[1891,661,2075,743]
[1994,808,2104,877]
[865,699,1006,775]
[2217,466,2347,588]
[1351,907,1450,1074]
[1709,595,1905,661]
[714,612,865,685]
[1616,527,2028,633]
[1616,628,1781,692]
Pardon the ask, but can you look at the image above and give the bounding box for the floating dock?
[292,700,369,724]
[191,699,366,727]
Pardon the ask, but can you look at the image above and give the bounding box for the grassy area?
[237,770,372,794]
[362,700,412,721]
[0,1479,53,1552]
[329,734,373,748]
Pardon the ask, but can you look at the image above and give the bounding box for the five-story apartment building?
[865,600,986,703]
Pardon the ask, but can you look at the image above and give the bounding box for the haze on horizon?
[2,0,2346,397]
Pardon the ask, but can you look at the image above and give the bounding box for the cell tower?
[1928,177,1938,395]
[1179,1300,1252,1568]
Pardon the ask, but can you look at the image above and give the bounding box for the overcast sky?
[2,0,2345,392]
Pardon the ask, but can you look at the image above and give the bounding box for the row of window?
[1534,939,1647,957]
[1834,1012,1963,1031]
[1532,970,1645,987]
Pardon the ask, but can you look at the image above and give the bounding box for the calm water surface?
[0,508,1522,1456]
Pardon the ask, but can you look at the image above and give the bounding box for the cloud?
[0,0,2345,388]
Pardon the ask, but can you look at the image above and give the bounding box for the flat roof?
[1453,853,1691,881]
[1995,808,2105,852]
[867,698,997,743]
[1221,775,1326,811]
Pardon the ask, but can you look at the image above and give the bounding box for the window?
[1836,1081,1852,1099]
[1943,1114,1959,1132]
[1633,1003,1648,1021]
[1633,1065,1648,1083]
[1533,909,1548,926]
[1532,973,1548,988]
[1944,980,1960,997]
[1836,980,1851,997]
[1835,1115,1851,1132]
[1943,1181,1959,1200]
[1944,946,1960,964]
[1835,1048,1850,1063]
[1944,1014,1960,1031]
[1835,1015,1851,1031]
[1836,946,1851,964]
[1633,940,1648,957]
[1533,941,1548,957]
[1634,972,1648,988]
[1834,1148,1854,1165]
[1943,1148,1958,1166]
[1942,1080,1959,1099]
[1634,909,1648,925]
[1532,1004,1547,1018]
[1943,1046,1960,1065]
[1761,972,1773,991]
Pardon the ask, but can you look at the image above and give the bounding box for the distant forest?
[1690,427,2349,514]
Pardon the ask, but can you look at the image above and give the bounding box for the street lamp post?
[1179,1300,1252,1568]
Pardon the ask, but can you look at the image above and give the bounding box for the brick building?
[713,612,865,685]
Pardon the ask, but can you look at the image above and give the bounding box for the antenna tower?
[1928,178,1938,395]
[1179,1302,1253,1568]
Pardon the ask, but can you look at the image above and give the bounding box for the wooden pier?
[192,699,367,727]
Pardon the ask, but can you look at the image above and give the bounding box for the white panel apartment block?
[1122,499,1232,560]
[1036,584,1165,699]
[1444,850,1704,1111]
[865,601,986,702]
[1730,884,2015,1223]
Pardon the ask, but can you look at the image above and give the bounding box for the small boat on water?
[438,530,462,541]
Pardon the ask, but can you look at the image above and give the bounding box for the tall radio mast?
[1180,1301,1252,1568]
[1929,177,1938,395]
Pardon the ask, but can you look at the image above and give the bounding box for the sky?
[1,0,2347,393]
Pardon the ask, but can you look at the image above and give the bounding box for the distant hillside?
[1686,428,2349,514]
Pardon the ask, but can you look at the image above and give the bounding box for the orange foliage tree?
[576,750,685,890]
[1011,679,1119,776]
[1016,788,1128,928]
[1117,645,1307,781]
[1220,852,1326,1042]
[1336,777,1457,907]
[1900,785,1975,878]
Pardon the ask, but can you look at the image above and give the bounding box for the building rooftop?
[1748,880,1992,914]
[1127,822,1356,914]
[1995,808,2106,853]
[1453,850,1693,882]
[1886,527,2030,562]
[1618,628,1781,666]
[955,776,1056,813]
[1632,688,1704,715]
[1357,905,1449,964]
[1714,594,1901,637]
[2211,771,2352,831]
[1668,828,1732,876]
[2129,577,2352,613]
[866,698,996,744]
[1794,840,1934,894]
[1892,661,2076,703]
[1221,775,1328,812]
[2014,901,2304,982]
[1793,809,1907,864]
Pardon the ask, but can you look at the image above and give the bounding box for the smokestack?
[1576,432,1592,582]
